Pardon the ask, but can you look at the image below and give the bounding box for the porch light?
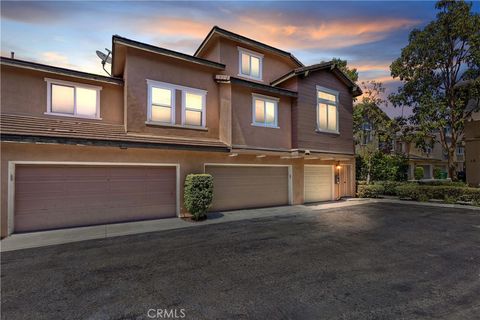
[336,165,342,170]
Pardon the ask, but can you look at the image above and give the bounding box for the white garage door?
[304,165,334,203]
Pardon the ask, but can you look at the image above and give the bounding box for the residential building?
[354,105,393,157]
[0,26,361,238]
[465,110,480,186]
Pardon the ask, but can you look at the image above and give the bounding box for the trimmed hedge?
[373,181,408,196]
[417,180,466,187]
[395,185,480,204]
[184,174,214,220]
[357,184,384,198]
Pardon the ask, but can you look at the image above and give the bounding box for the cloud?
[41,51,70,66]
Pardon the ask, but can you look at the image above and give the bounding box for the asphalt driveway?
[1,203,480,320]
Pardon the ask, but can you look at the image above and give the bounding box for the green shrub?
[417,180,466,187]
[184,174,214,220]
[357,184,384,198]
[355,152,409,182]
[395,184,480,205]
[433,167,443,179]
[414,167,424,180]
[374,181,408,196]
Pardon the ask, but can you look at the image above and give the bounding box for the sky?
[1,1,479,118]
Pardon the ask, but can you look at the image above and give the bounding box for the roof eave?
[113,35,225,71]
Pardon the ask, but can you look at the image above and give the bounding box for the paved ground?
[1,203,480,320]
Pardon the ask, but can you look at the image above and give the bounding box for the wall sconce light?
[336,165,342,170]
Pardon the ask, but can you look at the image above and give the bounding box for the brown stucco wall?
[466,139,480,186]
[294,70,354,154]
[218,38,297,84]
[124,47,221,140]
[0,65,124,124]
[231,85,292,150]
[1,142,354,238]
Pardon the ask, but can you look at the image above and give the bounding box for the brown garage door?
[205,165,289,211]
[14,165,177,233]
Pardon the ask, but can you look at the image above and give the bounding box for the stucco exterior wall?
[1,142,354,238]
[124,47,221,140]
[0,65,124,124]
[231,85,292,150]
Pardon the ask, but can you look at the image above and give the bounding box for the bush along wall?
[356,184,385,198]
[184,174,214,220]
[395,185,480,205]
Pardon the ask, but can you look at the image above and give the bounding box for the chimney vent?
[10,51,14,59]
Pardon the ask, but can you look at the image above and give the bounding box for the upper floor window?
[46,78,101,119]
[147,79,207,128]
[252,94,278,128]
[316,86,339,133]
[182,90,206,127]
[238,47,263,81]
[457,146,464,155]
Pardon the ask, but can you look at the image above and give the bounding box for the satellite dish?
[96,48,112,75]
[96,49,112,64]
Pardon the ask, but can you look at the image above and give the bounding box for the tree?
[332,57,359,82]
[354,81,396,182]
[389,0,480,180]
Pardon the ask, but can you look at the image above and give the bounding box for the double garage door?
[205,165,290,211]
[13,164,177,233]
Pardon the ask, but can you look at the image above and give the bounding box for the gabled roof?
[0,57,123,85]
[194,26,304,67]
[271,61,362,97]
[112,35,225,72]
[214,75,297,98]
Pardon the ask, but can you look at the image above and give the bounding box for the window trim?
[456,146,464,156]
[146,80,176,125]
[251,93,279,128]
[181,89,207,127]
[316,85,339,134]
[45,78,102,120]
[238,47,264,81]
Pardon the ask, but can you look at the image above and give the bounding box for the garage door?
[205,165,289,211]
[304,165,333,202]
[14,165,177,233]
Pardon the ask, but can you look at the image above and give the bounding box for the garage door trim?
[304,165,335,202]
[7,161,180,236]
[203,163,293,205]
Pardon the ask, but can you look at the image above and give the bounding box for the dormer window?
[238,47,263,81]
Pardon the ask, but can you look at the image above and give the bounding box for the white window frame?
[238,47,263,81]
[251,93,279,128]
[146,80,176,125]
[45,78,102,119]
[316,85,339,134]
[181,89,207,127]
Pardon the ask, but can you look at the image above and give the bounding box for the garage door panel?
[304,166,333,203]
[206,166,289,211]
[14,165,177,233]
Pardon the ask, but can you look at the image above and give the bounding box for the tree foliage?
[389,0,480,180]
[332,57,359,82]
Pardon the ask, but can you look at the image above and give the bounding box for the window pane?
[151,105,171,122]
[254,99,265,123]
[185,110,202,126]
[76,87,97,116]
[318,91,336,102]
[318,103,327,129]
[185,92,203,110]
[241,53,250,75]
[251,56,260,78]
[328,104,337,130]
[51,84,74,114]
[152,87,171,106]
[265,101,275,125]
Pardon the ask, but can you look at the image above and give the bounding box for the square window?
[183,91,206,127]
[253,95,278,127]
[238,48,263,80]
[48,80,101,118]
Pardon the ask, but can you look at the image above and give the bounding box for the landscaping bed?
[357,180,480,206]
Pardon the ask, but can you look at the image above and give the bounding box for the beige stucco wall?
[231,85,292,150]
[0,65,124,124]
[1,142,354,238]
[124,47,221,140]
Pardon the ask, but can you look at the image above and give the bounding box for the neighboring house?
[354,105,393,157]
[0,26,361,238]
[465,110,480,186]
[393,130,465,180]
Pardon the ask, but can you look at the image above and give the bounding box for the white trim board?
[7,161,181,236]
